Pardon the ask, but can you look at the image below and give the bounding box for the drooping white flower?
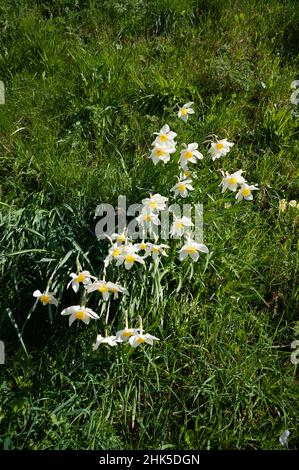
[110,229,131,245]
[86,280,128,300]
[179,237,209,261]
[67,270,96,293]
[129,333,160,348]
[142,193,168,212]
[104,242,124,268]
[180,169,195,180]
[61,305,99,326]
[135,240,151,253]
[220,169,246,193]
[180,143,203,169]
[171,178,194,198]
[145,243,169,260]
[86,280,111,300]
[106,281,129,299]
[150,143,176,165]
[115,311,139,342]
[93,334,119,349]
[209,138,234,161]
[290,340,299,365]
[178,102,195,122]
[33,290,58,306]
[152,124,177,147]
[116,244,145,270]
[170,216,193,238]
[236,183,259,202]
[136,208,160,228]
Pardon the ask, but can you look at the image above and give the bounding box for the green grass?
[0,0,299,450]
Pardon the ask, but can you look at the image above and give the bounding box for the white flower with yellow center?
[180,169,195,180]
[145,243,169,260]
[116,244,145,270]
[236,183,259,202]
[104,242,124,268]
[209,138,234,161]
[116,311,139,342]
[220,170,246,193]
[129,332,160,348]
[178,102,195,122]
[33,290,58,306]
[180,143,203,169]
[179,237,209,261]
[152,124,177,147]
[106,281,129,299]
[93,334,119,349]
[135,240,151,253]
[86,280,111,300]
[110,229,131,245]
[142,194,168,212]
[136,209,160,228]
[150,143,176,165]
[171,178,194,198]
[170,216,193,238]
[67,270,96,293]
[61,305,99,326]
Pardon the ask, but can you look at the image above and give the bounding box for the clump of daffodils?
[32,98,261,361]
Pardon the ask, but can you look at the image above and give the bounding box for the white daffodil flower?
[86,280,111,300]
[220,170,246,193]
[145,243,169,260]
[180,169,195,180]
[135,240,151,253]
[152,124,177,147]
[150,143,176,165]
[61,305,99,326]
[67,270,95,293]
[136,208,160,228]
[128,315,160,348]
[33,290,58,306]
[129,333,160,348]
[93,334,119,349]
[179,237,209,261]
[290,340,299,365]
[170,216,193,238]
[291,80,299,89]
[209,138,234,161]
[106,281,128,299]
[171,178,194,198]
[180,143,203,169]
[236,183,259,202]
[178,102,195,122]
[116,311,139,342]
[290,89,299,105]
[142,193,168,212]
[116,244,145,270]
[104,242,124,268]
[110,229,131,245]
